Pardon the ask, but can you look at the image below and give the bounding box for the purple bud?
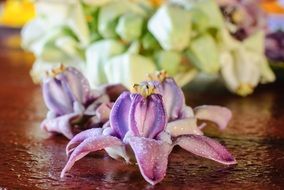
[43,77,73,116]
[110,92,132,139]
[147,71,185,122]
[110,83,167,139]
[129,93,166,139]
[42,66,92,116]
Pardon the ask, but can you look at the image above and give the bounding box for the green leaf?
[154,50,181,75]
[148,4,191,51]
[116,13,144,42]
[187,34,220,74]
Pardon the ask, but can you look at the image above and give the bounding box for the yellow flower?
[0,0,35,27]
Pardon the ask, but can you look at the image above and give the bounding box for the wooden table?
[0,29,284,190]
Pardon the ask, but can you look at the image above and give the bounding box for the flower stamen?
[46,64,66,78]
[236,83,253,96]
[131,83,156,97]
[147,70,168,82]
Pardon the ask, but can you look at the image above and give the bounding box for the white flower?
[219,30,275,96]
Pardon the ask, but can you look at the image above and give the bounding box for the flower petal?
[155,78,185,121]
[40,113,81,139]
[129,94,166,138]
[42,78,73,115]
[175,135,237,165]
[61,135,122,178]
[166,118,203,137]
[179,106,194,119]
[66,128,103,156]
[110,92,132,138]
[57,67,91,105]
[194,105,232,130]
[105,145,130,163]
[128,136,172,185]
[156,131,172,144]
[64,67,90,104]
[95,102,113,123]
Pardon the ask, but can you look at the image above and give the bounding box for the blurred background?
[0,0,34,28]
[0,0,34,51]
[0,0,284,93]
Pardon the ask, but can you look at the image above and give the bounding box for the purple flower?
[147,71,232,132]
[266,31,284,63]
[61,80,236,185]
[40,65,113,139]
[147,71,185,122]
[218,0,267,41]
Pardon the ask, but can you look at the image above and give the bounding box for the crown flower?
[61,78,236,185]
[41,66,121,139]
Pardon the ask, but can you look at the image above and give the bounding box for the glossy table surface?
[0,31,284,190]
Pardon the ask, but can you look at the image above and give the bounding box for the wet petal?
[95,102,113,123]
[175,135,237,165]
[166,118,203,137]
[129,94,166,138]
[61,135,122,178]
[42,78,73,115]
[102,126,121,138]
[128,136,173,185]
[40,113,81,139]
[73,101,85,114]
[156,131,172,144]
[156,78,185,121]
[46,110,56,120]
[66,128,103,156]
[194,105,232,130]
[110,92,132,139]
[179,106,194,119]
[58,67,92,104]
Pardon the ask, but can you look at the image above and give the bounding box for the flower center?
[131,83,156,97]
[46,64,66,78]
[147,70,168,82]
[236,83,253,96]
[232,9,244,24]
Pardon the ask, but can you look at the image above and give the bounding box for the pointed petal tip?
[62,136,122,178]
[60,170,66,178]
[223,157,237,165]
[60,159,73,179]
[128,137,172,186]
[145,178,162,186]
[175,135,236,166]
[211,154,237,165]
[65,128,103,156]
